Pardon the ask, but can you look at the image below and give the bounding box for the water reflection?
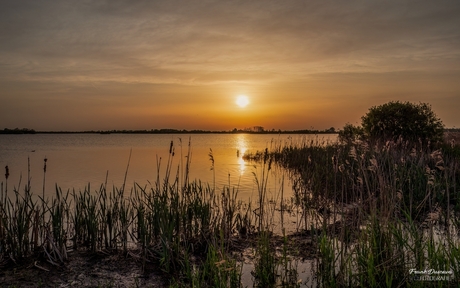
[236,134,248,175]
[0,133,338,200]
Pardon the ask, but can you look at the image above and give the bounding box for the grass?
[0,140,253,286]
[245,135,460,287]
[1,135,460,287]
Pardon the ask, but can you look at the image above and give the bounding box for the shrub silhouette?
[361,101,444,144]
[338,123,364,143]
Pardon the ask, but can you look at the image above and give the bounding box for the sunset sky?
[1,0,459,131]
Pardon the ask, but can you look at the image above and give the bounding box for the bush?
[338,123,364,143]
[361,101,444,144]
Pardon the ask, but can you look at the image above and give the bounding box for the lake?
[0,133,337,202]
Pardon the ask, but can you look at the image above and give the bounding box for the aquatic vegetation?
[1,134,460,287]
[0,141,253,286]
[245,134,460,287]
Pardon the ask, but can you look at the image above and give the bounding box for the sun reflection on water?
[236,134,248,175]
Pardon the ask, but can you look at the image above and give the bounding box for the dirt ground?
[0,250,166,288]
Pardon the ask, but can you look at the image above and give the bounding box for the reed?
[0,140,253,286]
[245,135,460,287]
[182,232,242,288]
[251,150,302,288]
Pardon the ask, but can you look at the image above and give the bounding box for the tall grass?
[245,136,460,287]
[0,141,254,286]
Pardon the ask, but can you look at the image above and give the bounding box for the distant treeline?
[0,128,36,134]
[446,128,460,132]
[2,127,338,134]
[92,128,339,134]
[3,127,458,135]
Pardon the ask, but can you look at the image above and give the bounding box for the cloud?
[1,0,460,129]
[2,0,459,83]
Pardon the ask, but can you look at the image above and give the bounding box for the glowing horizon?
[1,1,459,131]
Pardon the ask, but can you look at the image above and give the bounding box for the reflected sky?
[0,133,338,202]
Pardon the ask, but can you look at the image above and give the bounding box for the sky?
[1,0,460,131]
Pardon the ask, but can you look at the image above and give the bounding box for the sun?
[236,95,249,108]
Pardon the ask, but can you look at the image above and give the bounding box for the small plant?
[253,231,277,288]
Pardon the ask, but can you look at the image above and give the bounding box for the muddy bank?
[1,232,318,288]
[0,250,165,288]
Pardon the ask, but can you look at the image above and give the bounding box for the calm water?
[0,133,337,201]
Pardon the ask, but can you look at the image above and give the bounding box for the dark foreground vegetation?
[1,102,460,287]
[245,132,460,287]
